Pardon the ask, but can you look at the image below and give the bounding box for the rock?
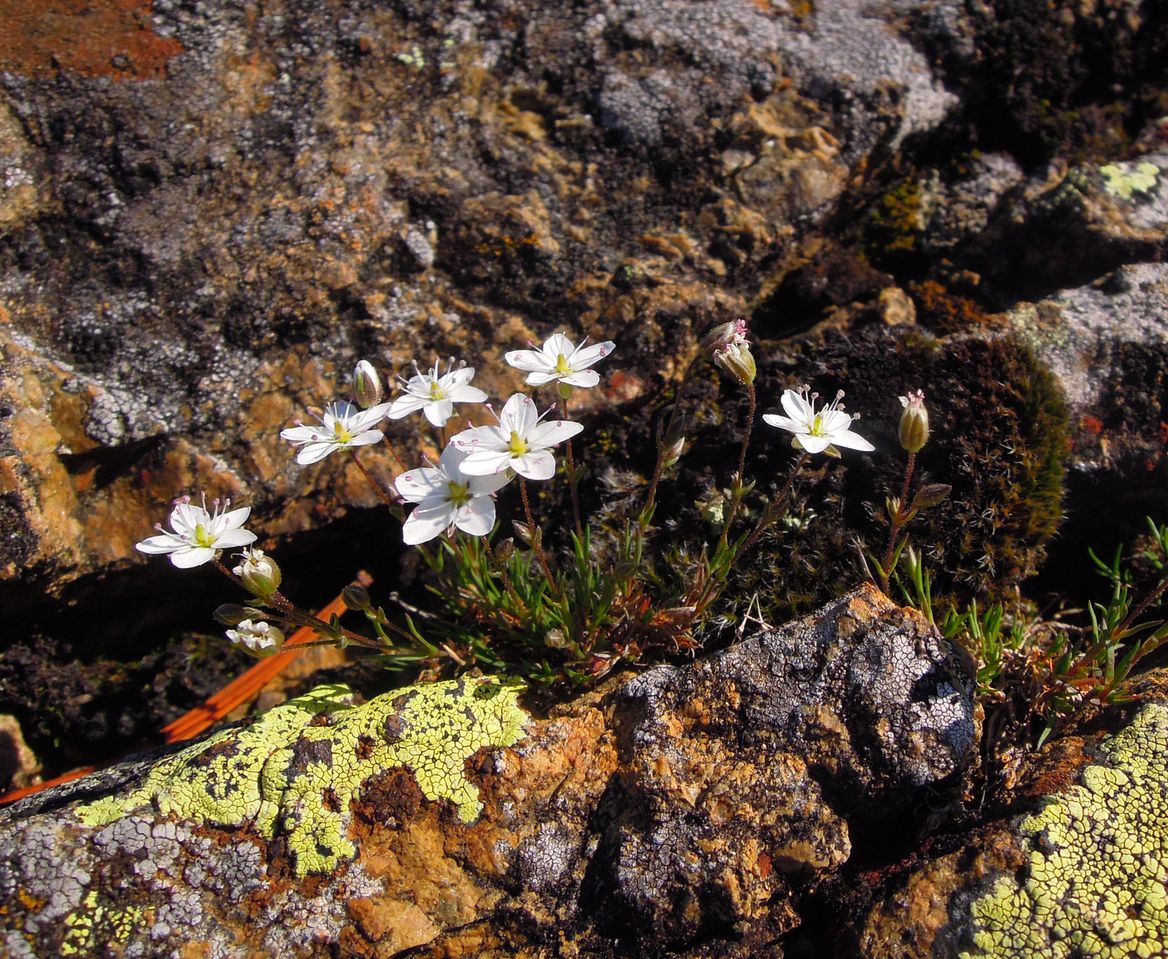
[1006,261,1168,565]
[851,672,1168,959]
[0,0,961,598]
[0,586,976,958]
[963,152,1168,301]
[0,714,40,793]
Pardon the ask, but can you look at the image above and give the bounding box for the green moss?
[75,677,528,877]
[863,178,926,259]
[960,702,1168,958]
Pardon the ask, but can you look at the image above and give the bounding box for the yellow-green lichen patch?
[60,889,148,957]
[74,678,528,877]
[960,703,1168,958]
[1099,161,1160,201]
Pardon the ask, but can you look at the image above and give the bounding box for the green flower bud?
[713,340,757,386]
[898,390,930,453]
[353,359,383,409]
[232,548,282,599]
[213,603,253,626]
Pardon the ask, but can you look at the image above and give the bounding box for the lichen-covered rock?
[0,0,961,600]
[0,587,975,958]
[852,678,1168,959]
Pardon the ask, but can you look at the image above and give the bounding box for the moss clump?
[862,178,926,263]
[960,702,1168,958]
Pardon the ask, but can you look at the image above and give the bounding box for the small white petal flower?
[394,445,512,545]
[280,400,391,465]
[136,494,257,568]
[225,619,284,656]
[504,332,615,389]
[762,386,875,456]
[386,358,488,427]
[232,547,281,596]
[450,393,583,480]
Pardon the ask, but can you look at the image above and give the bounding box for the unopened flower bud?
[213,603,253,626]
[342,584,372,611]
[661,434,687,470]
[225,619,284,656]
[233,548,282,599]
[702,318,747,352]
[898,390,929,453]
[713,340,757,386]
[353,359,383,409]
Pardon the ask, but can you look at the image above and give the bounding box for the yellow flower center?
[554,353,573,376]
[447,481,471,506]
[429,382,446,400]
[810,413,825,436]
[194,524,214,547]
[508,430,528,455]
[333,421,354,443]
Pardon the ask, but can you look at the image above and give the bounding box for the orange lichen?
[0,0,183,81]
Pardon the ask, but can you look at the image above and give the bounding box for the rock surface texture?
[0,586,977,958]
[854,672,1168,959]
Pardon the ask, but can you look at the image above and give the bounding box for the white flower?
[225,619,284,656]
[451,393,583,480]
[136,494,257,569]
[232,547,281,596]
[386,359,488,427]
[280,400,392,465]
[504,332,615,389]
[762,386,875,456]
[394,445,513,544]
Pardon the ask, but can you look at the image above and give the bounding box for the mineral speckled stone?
[0,587,977,958]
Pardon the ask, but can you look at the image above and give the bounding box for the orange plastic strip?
[0,576,369,806]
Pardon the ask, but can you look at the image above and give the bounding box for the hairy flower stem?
[484,538,526,612]
[349,450,398,508]
[642,354,699,527]
[519,478,556,590]
[560,395,584,538]
[212,559,384,650]
[737,452,808,560]
[1115,572,1168,640]
[880,450,916,595]
[717,382,757,554]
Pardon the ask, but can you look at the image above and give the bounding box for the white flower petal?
[450,424,507,451]
[505,349,552,373]
[443,367,477,388]
[424,399,454,426]
[829,429,875,452]
[528,419,584,449]
[762,413,802,434]
[349,403,391,429]
[819,408,853,433]
[780,389,813,425]
[560,369,600,388]
[280,425,325,443]
[500,393,538,435]
[169,503,205,537]
[395,466,448,502]
[468,470,513,495]
[524,370,561,386]
[169,546,217,568]
[569,340,615,369]
[796,433,833,454]
[512,449,556,480]
[542,332,575,361]
[454,497,496,537]
[296,442,338,465]
[447,384,487,404]
[346,430,384,448]
[216,506,252,532]
[402,503,456,545]
[215,528,258,549]
[459,450,515,476]
[136,533,188,554]
[437,444,470,476]
[387,394,429,419]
